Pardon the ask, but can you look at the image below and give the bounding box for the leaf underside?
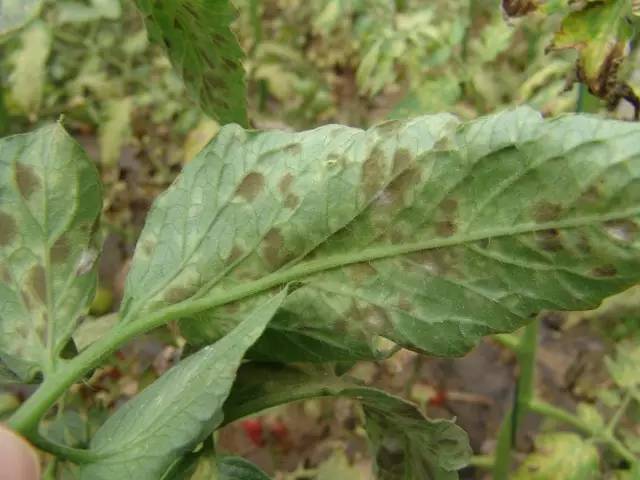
[121,106,640,362]
[0,124,102,381]
[134,0,248,126]
[79,291,286,480]
[224,363,471,480]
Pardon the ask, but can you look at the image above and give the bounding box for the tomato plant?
[2,1,640,479]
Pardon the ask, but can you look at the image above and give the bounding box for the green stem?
[470,455,495,469]
[492,320,539,479]
[29,432,98,464]
[528,398,636,463]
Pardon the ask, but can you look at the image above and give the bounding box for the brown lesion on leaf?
[392,148,412,175]
[502,0,538,17]
[278,173,294,194]
[533,201,562,223]
[439,198,459,216]
[15,163,41,200]
[363,146,387,198]
[141,238,156,256]
[21,289,34,311]
[262,228,294,267]
[436,220,457,238]
[0,263,12,284]
[397,295,413,312]
[225,245,245,265]
[535,228,563,252]
[0,212,17,247]
[348,262,377,285]
[284,194,300,209]
[50,235,71,264]
[28,265,47,305]
[234,172,265,202]
[578,185,601,205]
[362,305,391,333]
[592,264,617,277]
[407,248,450,276]
[163,285,199,304]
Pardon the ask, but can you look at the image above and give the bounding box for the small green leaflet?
[223,363,471,479]
[134,0,248,126]
[123,107,640,363]
[218,457,271,480]
[79,291,286,480]
[0,124,102,381]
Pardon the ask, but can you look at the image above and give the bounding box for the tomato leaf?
[513,433,600,479]
[0,124,102,381]
[79,291,286,480]
[223,363,470,479]
[134,0,248,126]
[122,108,640,362]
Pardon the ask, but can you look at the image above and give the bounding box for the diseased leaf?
[513,433,600,479]
[134,0,248,126]
[79,291,286,480]
[223,363,470,479]
[9,20,51,117]
[0,124,102,381]
[124,107,640,362]
[0,0,41,36]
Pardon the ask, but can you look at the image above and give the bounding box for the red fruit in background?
[429,389,447,407]
[241,418,264,447]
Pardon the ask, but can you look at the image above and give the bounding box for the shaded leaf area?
[513,432,600,479]
[0,124,102,381]
[504,0,639,116]
[0,0,41,36]
[164,446,271,480]
[124,107,640,362]
[223,363,470,479]
[134,0,247,126]
[218,457,272,480]
[79,291,286,480]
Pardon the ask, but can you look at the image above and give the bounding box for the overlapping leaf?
[0,124,102,381]
[79,291,286,480]
[123,107,640,362]
[223,363,470,479]
[134,0,247,126]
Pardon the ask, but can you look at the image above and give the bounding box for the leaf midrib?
[135,205,640,333]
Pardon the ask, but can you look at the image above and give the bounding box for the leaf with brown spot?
[124,108,640,366]
[234,172,265,202]
[0,124,102,381]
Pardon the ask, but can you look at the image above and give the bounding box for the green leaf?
[8,20,52,117]
[134,0,248,126]
[79,291,286,480]
[0,124,102,381]
[218,457,271,480]
[605,340,640,390]
[0,0,42,36]
[124,107,640,362]
[223,363,470,479]
[513,433,600,479]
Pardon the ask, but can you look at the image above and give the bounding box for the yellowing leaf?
[99,97,133,166]
[9,20,51,117]
[514,433,600,479]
